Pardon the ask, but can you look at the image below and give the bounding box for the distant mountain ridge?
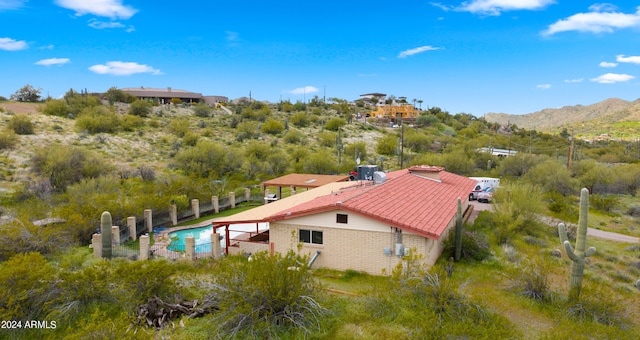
[484,98,640,133]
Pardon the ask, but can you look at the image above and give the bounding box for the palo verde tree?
[558,188,596,303]
[10,84,42,102]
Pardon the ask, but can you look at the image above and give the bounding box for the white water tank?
[373,171,386,184]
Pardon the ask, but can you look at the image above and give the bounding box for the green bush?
[31,145,111,191]
[283,129,305,144]
[376,133,398,156]
[129,99,151,117]
[41,99,69,117]
[211,251,327,338]
[75,107,120,134]
[0,253,57,320]
[120,114,144,131]
[8,114,34,135]
[444,230,491,261]
[504,257,552,301]
[193,104,212,117]
[0,129,18,150]
[590,194,619,213]
[325,117,346,131]
[317,131,336,147]
[261,118,285,134]
[168,118,190,137]
[290,112,309,127]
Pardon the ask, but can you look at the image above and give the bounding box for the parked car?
[477,186,496,203]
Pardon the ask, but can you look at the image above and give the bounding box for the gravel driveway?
[468,201,639,243]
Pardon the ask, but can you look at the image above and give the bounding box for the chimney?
[167,87,172,92]
[408,165,444,182]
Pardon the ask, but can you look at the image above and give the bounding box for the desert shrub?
[415,114,439,127]
[120,114,144,131]
[325,117,346,131]
[261,118,285,134]
[283,129,306,144]
[289,112,309,127]
[75,107,120,134]
[344,141,367,161]
[7,114,34,135]
[41,99,70,117]
[168,118,190,137]
[0,253,58,320]
[173,140,228,178]
[211,251,328,338]
[376,133,399,156]
[235,121,259,141]
[304,149,338,174]
[31,145,111,191]
[444,230,491,261]
[404,129,433,152]
[182,132,199,146]
[193,104,213,117]
[129,99,151,117]
[317,131,336,147]
[590,194,619,213]
[0,129,18,150]
[504,257,552,301]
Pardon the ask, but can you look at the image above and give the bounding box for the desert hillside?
[484,98,640,136]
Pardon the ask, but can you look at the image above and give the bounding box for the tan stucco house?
[214,166,477,275]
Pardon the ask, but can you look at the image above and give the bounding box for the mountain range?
[483,98,640,138]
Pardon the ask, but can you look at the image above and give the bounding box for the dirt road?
[468,201,639,243]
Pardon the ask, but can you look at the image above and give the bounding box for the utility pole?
[567,130,574,169]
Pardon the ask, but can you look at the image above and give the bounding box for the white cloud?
[457,0,555,16]
[564,78,584,83]
[89,61,162,76]
[55,0,137,20]
[590,73,634,84]
[398,45,441,58]
[88,19,125,29]
[536,84,551,89]
[0,0,26,10]
[35,58,70,66]
[0,37,27,50]
[616,54,640,64]
[544,6,640,35]
[125,25,135,33]
[289,86,319,95]
[599,61,617,68]
[226,31,239,41]
[430,2,451,11]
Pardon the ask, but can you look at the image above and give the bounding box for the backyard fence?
[92,188,263,261]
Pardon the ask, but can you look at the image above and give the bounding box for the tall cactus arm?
[585,246,596,257]
[558,223,569,245]
[563,240,578,261]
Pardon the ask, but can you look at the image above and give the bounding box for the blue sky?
[2,1,640,116]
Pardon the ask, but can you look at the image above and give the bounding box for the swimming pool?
[167,223,269,252]
[167,226,216,252]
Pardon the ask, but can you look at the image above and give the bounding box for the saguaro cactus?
[558,188,596,302]
[454,198,463,261]
[101,211,112,259]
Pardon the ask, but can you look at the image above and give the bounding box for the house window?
[299,229,323,245]
[336,214,348,224]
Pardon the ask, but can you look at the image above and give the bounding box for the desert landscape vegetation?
[1,85,640,339]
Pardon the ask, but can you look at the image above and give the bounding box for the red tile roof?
[268,168,477,240]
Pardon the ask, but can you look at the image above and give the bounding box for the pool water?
[167,223,268,252]
[167,226,216,252]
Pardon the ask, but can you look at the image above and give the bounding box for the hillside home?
[214,166,477,275]
[121,87,228,106]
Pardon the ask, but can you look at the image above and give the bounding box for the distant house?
[359,93,387,106]
[214,166,477,275]
[120,87,228,106]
